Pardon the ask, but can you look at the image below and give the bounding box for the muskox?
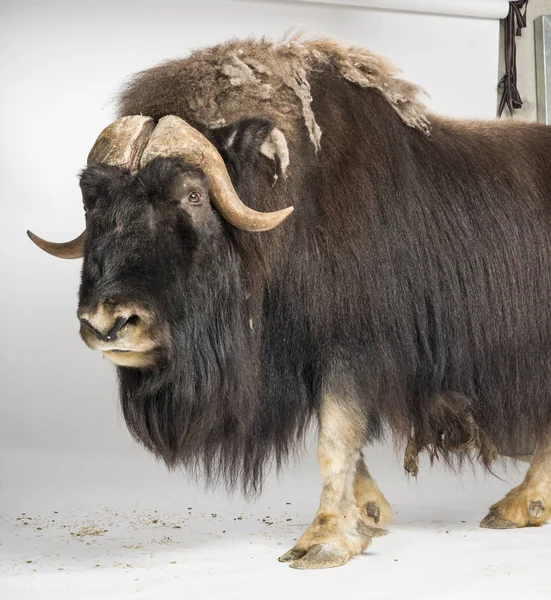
[29,37,551,569]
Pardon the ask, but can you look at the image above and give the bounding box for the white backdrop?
[4,2,543,599]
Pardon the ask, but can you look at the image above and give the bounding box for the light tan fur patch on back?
[119,35,430,158]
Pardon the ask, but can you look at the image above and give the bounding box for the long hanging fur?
[97,37,551,494]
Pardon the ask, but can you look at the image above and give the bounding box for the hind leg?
[279,395,388,569]
[481,435,551,528]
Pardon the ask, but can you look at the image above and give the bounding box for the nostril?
[105,316,134,341]
[80,314,140,342]
[126,315,140,327]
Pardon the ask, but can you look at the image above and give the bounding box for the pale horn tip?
[27,229,41,244]
[248,205,295,232]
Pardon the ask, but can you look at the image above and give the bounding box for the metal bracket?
[535,15,551,124]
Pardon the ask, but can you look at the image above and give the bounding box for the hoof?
[288,543,350,570]
[278,548,307,563]
[528,500,545,519]
[480,508,518,529]
[279,519,387,568]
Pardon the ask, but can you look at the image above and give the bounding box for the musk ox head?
[28,115,293,369]
[27,36,431,373]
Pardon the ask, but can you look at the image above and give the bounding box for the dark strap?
[498,0,529,117]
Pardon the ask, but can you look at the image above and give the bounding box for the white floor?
[1,443,550,600]
[3,503,551,600]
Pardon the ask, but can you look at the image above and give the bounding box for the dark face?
[76,117,277,370]
[77,158,221,369]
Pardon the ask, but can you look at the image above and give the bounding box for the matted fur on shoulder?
[118,35,430,150]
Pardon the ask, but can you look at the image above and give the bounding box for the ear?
[209,117,274,165]
[208,117,289,184]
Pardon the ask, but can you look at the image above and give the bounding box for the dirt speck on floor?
[157,536,175,546]
[72,525,105,538]
[114,561,136,569]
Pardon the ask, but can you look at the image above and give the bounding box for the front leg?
[279,395,388,569]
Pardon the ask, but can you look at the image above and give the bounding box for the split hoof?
[481,487,549,529]
[279,518,387,569]
[288,543,350,570]
[480,508,518,529]
[278,548,307,563]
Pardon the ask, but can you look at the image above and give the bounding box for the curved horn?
[27,229,86,259]
[140,115,294,232]
[28,116,155,259]
[87,115,155,169]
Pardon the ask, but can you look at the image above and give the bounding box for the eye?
[188,192,202,204]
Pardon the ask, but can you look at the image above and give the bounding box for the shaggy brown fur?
[106,36,551,493]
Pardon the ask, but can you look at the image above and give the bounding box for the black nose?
[80,315,134,342]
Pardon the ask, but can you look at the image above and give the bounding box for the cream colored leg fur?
[279,396,392,569]
[481,435,551,529]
